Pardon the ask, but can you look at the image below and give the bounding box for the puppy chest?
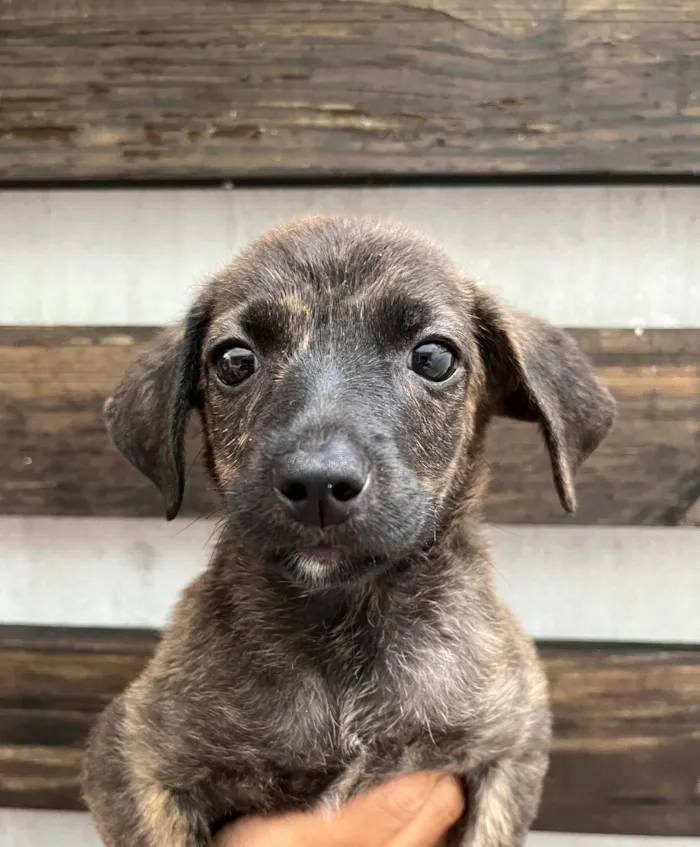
[256,671,433,764]
[298,659,472,762]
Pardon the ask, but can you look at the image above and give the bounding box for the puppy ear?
[475,290,616,514]
[103,299,211,520]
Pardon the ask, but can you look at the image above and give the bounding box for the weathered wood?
[539,643,700,835]
[1,327,698,524]
[5,186,700,330]
[1,625,698,835]
[2,1,700,180]
[0,627,159,811]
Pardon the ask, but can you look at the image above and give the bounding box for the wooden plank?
[5,186,700,330]
[539,644,700,836]
[0,625,698,836]
[1,327,698,525]
[0,820,695,847]
[3,518,700,642]
[2,1,700,180]
[0,627,159,811]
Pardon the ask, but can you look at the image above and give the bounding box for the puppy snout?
[273,436,370,528]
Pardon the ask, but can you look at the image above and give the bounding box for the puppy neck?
[210,519,493,627]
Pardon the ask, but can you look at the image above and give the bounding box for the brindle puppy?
[83,216,616,847]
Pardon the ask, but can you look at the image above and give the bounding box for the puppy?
[83,216,616,847]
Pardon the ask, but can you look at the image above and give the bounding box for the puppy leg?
[84,697,210,847]
[88,769,209,847]
[455,750,548,847]
[133,779,210,847]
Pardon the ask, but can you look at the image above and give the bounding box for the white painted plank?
[532,837,700,847]
[489,525,700,644]
[1,810,698,847]
[0,810,100,847]
[0,516,212,630]
[1,517,698,643]
[1,186,699,328]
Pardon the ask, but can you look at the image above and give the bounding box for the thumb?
[214,771,462,847]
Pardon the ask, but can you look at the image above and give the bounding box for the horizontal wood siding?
[2,815,697,847]
[2,519,700,643]
[2,1,700,179]
[0,625,698,836]
[541,647,700,836]
[4,186,700,330]
[1,327,698,524]
[3,814,698,847]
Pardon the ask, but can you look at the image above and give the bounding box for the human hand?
[213,771,464,846]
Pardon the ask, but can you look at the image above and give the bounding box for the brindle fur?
[82,217,616,847]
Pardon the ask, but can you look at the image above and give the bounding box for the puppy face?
[105,217,615,588]
[197,219,484,585]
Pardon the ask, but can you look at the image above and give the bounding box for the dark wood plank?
[0,627,159,810]
[538,643,700,835]
[1,625,698,835]
[1,327,699,525]
[3,1,700,180]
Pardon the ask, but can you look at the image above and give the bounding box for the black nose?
[273,437,369,528]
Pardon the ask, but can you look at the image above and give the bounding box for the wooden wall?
[3,0,700,179]
[1,3,699,846]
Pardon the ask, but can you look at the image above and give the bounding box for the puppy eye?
[215,346,258,387]
[410,341,457,382]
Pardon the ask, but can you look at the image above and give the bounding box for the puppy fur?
[82,216,616,847]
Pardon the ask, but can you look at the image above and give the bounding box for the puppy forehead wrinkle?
[241,297,308,334]
[204,294,310,351]
[205,220,472,345]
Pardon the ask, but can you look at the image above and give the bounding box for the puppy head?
[105,216,615,587]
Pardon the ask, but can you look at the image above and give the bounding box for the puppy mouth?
[294,545,346,565]
[286,545,350,574]
[281,545,355,588]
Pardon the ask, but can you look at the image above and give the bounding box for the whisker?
[174,506,220,538]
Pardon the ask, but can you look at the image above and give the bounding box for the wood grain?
[539,643,700,835]
[0,625,698,835]
[1,327,698,525]
[3,1,700,179]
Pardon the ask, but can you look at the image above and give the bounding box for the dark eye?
[215,346,258,387]
[410,341,457,382]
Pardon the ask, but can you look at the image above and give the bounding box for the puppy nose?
[273,438,369,528]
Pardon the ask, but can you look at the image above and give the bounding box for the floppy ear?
[103,298,211,520]
[475,290,616,514]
